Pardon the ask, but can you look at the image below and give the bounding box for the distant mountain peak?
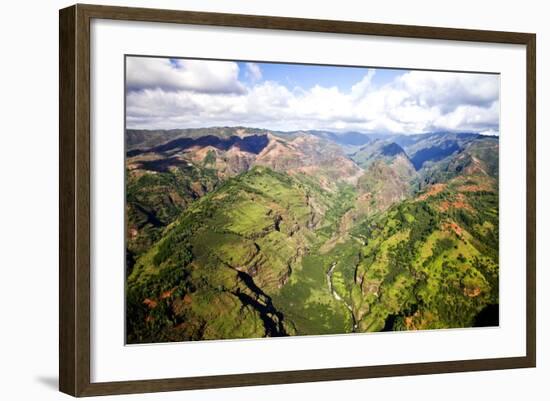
[380,142,407,157]
[351,139,412,170]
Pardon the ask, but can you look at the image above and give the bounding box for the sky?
[125,56,500,135]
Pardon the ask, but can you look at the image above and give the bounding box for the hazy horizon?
[125,125,499,137]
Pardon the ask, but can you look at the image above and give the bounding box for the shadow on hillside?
[128,134,269,157]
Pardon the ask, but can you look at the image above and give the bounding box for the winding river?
[326,262,358,332]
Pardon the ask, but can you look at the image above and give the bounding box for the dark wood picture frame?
[59,3,536,397]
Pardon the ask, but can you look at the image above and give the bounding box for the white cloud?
[126,59,499,135]
[432,99,500,132]
[245,63,262,82]
[126,57,245,94]
[396,70,499,112]
[351,69,376,99]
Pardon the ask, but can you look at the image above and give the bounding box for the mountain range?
[125,127,499,343]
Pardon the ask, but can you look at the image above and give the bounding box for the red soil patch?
[438,194,473,213]
[456,177,493,192]
[404,310,436,331]
[143,298,157,309]
[417,183,445,201]
[404,311,420,330]
[173,322,189,331]
[463,287,481,297]
[160,288,175,299]
[185,146,213,163]
[128,227,138,239]
[183,294,193,304]
[457,184,486,192]
[190,181,205,196]
[443,221,463,237]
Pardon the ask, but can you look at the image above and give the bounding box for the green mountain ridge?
[125,127,499,343]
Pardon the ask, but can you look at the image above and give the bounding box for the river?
[326,262,358,332]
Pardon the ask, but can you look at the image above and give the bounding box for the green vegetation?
[125,128,499,343]
[126,161,220,275]
[352,175,498,332]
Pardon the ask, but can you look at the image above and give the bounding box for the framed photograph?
[59,4,536,397]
